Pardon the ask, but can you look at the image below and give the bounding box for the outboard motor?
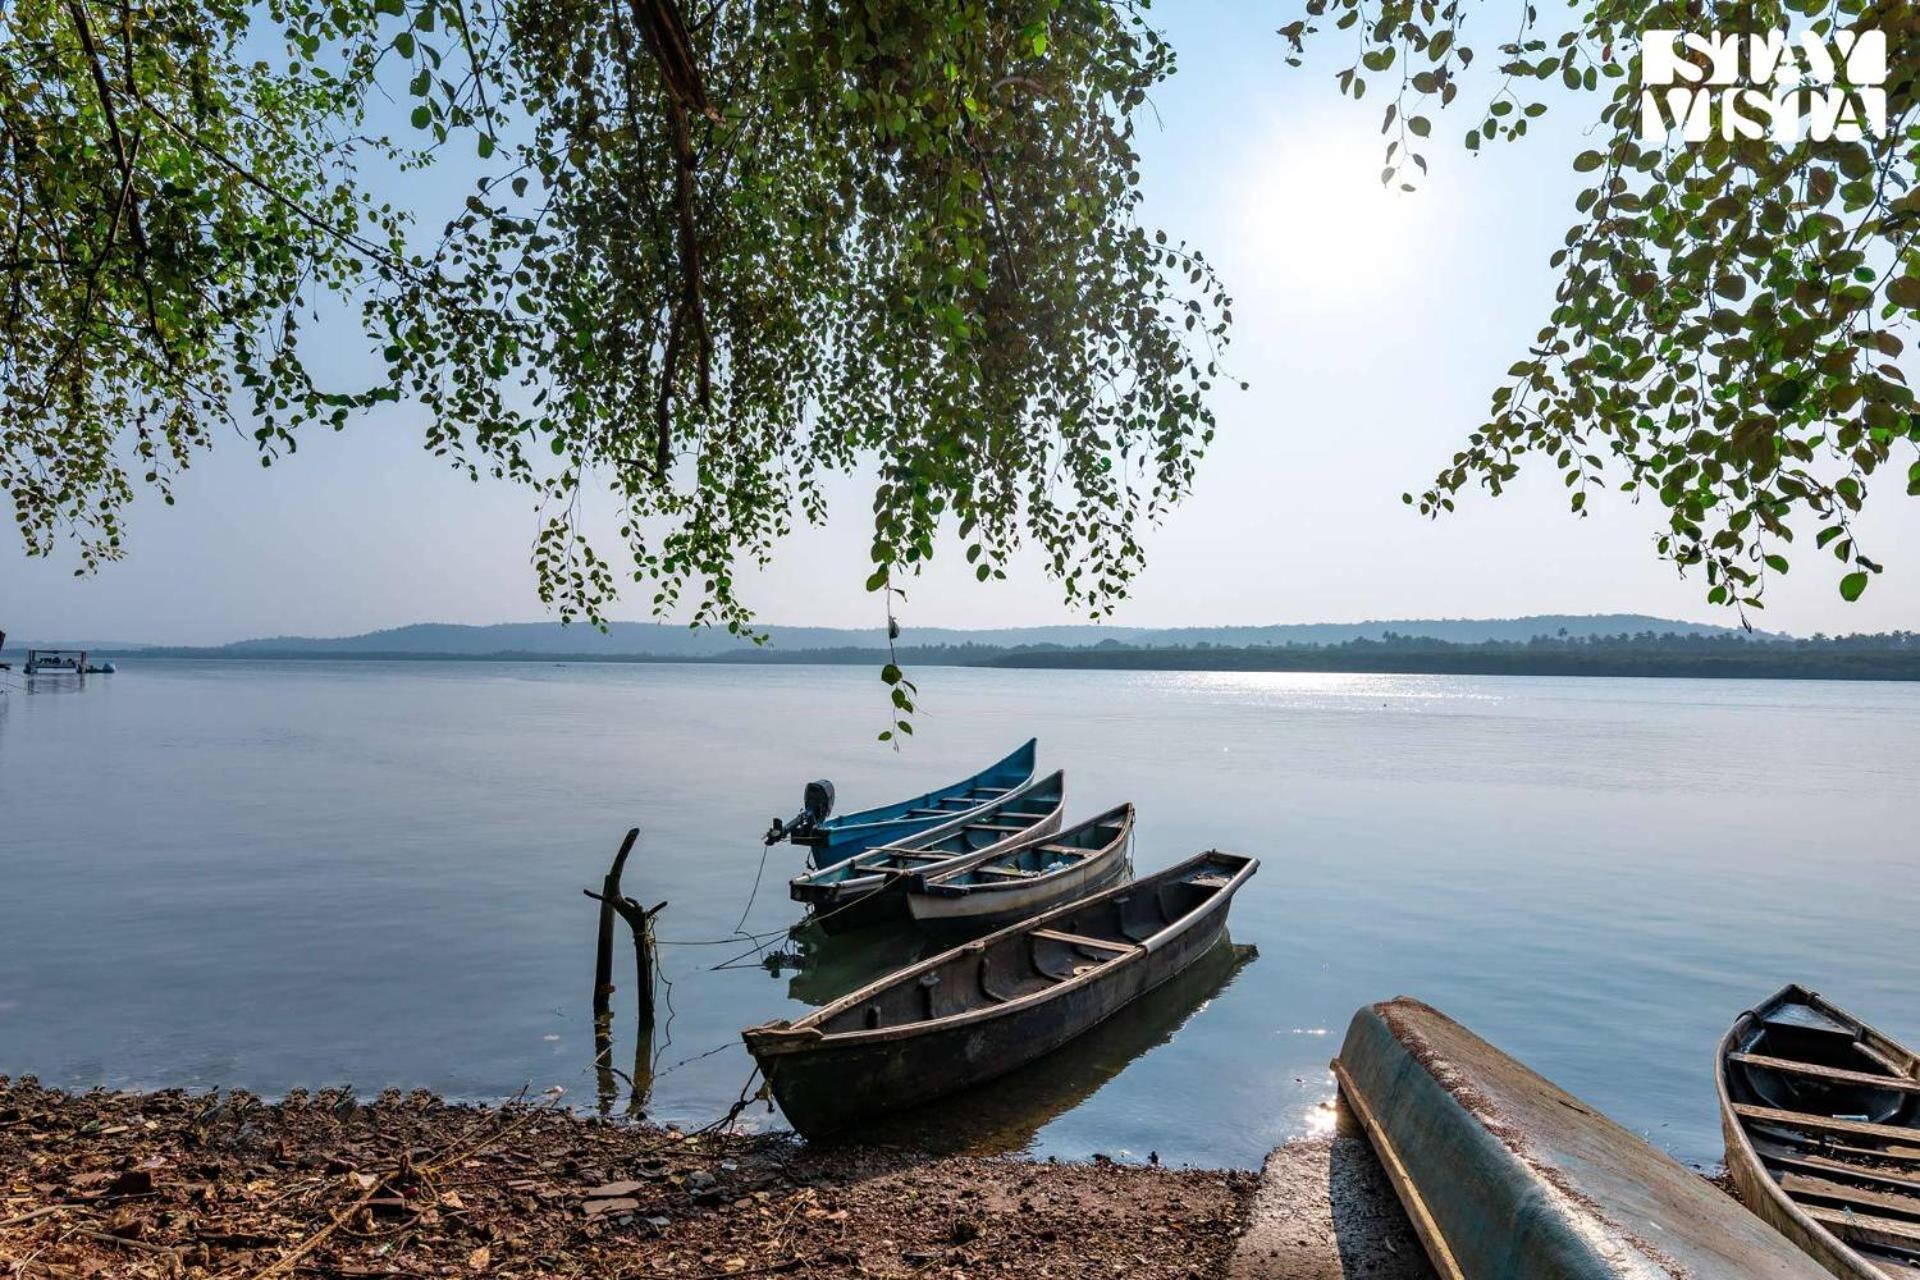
[765,779,835,846]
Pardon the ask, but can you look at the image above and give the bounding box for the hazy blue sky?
[7,4,1917,644]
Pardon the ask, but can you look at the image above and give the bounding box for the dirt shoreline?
[0,1076,1256,1279]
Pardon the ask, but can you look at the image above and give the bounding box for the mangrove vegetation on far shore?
[86,631,1920,682]
[971,631,1920,681]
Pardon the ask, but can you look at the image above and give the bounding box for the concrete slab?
[1230,1103,1437,1279]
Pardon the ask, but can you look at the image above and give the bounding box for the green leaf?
[1840,571,1869,602]
[1764,379,1803,412]
[1572,150,1603,173]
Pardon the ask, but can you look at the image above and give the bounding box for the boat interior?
[814,853,1245,1035]
[810,774,1067,884]
[898,783,1020,820]
[1729,994,1920,1277]
[933,808,1129,889]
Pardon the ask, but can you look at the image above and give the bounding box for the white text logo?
[1639,30,1886,143]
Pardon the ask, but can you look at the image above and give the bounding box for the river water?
[2,660,1914,1169]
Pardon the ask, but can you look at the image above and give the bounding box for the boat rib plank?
[1804,1205,1920,1250]
[1028,929,1134,954]
[1735,1103,1920,1148]
[1755,1141,1920,1196]
[1780,1170,1920,1222]
[1733,1053,1920,1093]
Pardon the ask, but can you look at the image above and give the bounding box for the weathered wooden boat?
[745,849,1258,1136]
[767,739,1038,860]
[1719,985,1920,1280]
[788,771,1066,935]
[1334,997,1833,1280]
[842,935,1257,1155]
[905,802,1134,939]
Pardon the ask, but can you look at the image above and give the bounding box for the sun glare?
[1233,123,1447,297]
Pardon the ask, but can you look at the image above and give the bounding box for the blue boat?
[769,739,1038,861]
[790,771,1066,935]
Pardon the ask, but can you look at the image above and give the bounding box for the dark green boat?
[745,849,1257,1137]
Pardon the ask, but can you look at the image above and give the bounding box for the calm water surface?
[2,660,1915,1169]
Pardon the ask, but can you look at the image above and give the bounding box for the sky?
[6,4,1918,645]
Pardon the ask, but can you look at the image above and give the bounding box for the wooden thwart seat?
[1805,1204,1920,1248]
[1733,1051,1920,1093]
[1755,1140,1920,1194]
[965,822,1027,833]
[1029,928,1134,954]
[1734,1103,1920,1147]
[1778,1170,1920,1222]
[1761,1127,1920,1167]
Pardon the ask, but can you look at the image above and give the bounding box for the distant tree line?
[973,631,1920,681]
[104,631,1920,681]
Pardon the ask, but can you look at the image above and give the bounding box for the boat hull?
[1717,985,1920,1280]
[747,850,1255,1138]
[807,875,912,936]
[792,739,1038,858]
[1334,998,1832,1280]
[757,892,1231,1136]
[907,845,1132,940]
[791,773,1065,934]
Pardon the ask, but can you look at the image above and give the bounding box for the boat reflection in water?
[778,918,940,1009]
[771,925,1256,1154]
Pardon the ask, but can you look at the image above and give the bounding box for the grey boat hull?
[1334,997,1832,1280]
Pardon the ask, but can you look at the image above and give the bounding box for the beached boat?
[788,772,1066,935]
[905,802,1134,939]
[745,849,1258,1136]
[1719,985,1920,1280]
[840,935,1257,1155]
[767,739,1038,860]
[1334,996,1832,1280]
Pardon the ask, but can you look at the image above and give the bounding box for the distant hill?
[84,614,1766,658]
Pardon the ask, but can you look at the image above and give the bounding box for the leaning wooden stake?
[585,827,667,1026]
[592,828,640,1017]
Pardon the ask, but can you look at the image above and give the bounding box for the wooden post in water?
[585,827,667,1027]
[591,828,640,1019]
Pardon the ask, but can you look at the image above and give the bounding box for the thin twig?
[62,1226,175,1256]
[0,1205,70,1229]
